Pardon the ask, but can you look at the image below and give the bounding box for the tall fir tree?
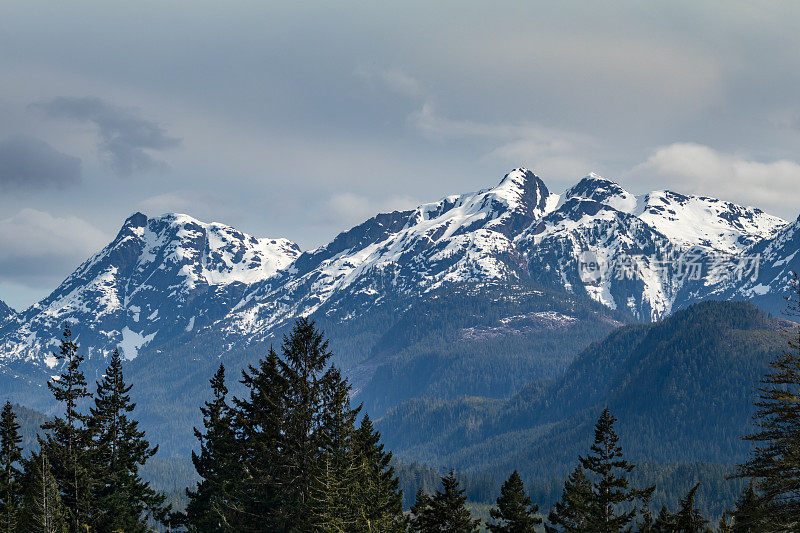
[18,451,68,533]
[187,319,406,532]
[277,317,353,530]
[547,409,652,533]
[349,414,406,532]
[40,325,92,532]
[410,489,434,532]
[410,470,481,533]
[652,505,674,532]
[186,364,239,532]
[579,407,652,532]
[87,349,167,532]
[728,484,768,532]
[233,348,288,531]
[670,483,709,533]
[308,369,360,532]
[737,272,800,528]
[545,466,593,533]
[0,402,23,533]
[488,470,541,532]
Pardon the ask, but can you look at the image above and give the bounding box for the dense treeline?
[3,277,800,530]
[350,283,624,416]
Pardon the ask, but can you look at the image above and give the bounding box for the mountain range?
[1,168,798,457]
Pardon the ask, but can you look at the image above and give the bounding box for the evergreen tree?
[88,349,167,532]
[186,364,239,532]
[635,494,655,533]
[547,409,652,533]
[652,505,674,532]
[232,348,288,531]
[187,320,406,532]
[410,489,435,532]
[40,325,92,532]
[18,451,68,533]
[737,272,800,527]
[308,369,360,532]
[728,484,767,532]
[0,402,22,533]
[349,414,406,532]
[277,317,354,529]
[488,470,541,532]
[545,466,593,533]
[670,483,708,533]
[410,470,481,533]
[579,407,653,532]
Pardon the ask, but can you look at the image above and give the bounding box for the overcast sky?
[2,1,800,310]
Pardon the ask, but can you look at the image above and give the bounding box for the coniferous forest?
[1,277,800,531]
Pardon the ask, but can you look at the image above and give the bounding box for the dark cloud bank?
[32,96,181,176]
[0,136,81,191]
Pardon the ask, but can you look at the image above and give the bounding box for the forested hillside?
[377,300,789,514]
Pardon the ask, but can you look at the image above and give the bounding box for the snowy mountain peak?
[492,168,553,213]
[0,212,302,366]
[563,173,638,213]
[405,168,556,239]
[121,211,148,229]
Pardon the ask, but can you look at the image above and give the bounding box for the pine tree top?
[488,470,541,532]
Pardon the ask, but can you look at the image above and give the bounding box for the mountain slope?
[221,168,557,341]
[0,212,300,369]
[378,300,788,486]
[0,168,797,456]
[517,175,787,320]
[692,215,800,314]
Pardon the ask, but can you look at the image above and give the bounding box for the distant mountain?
[518,174,786,320]
[219,169,557,342]
[0,168,798,455]
[0,212,299,369]
[377,300,791,512]
[694,215,800,314]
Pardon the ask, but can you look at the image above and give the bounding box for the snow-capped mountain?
[0,212,300,369]
[223,169,556,340]
[562,173,784,253]
[517,174,787,319]
[0,167,795,378]
[694,214,800,314]
[1,167,798,454]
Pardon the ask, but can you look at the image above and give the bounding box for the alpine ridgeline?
[0,169,797,452]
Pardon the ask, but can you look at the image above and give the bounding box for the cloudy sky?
[2,1,800,310]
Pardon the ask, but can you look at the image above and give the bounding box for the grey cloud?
[32,97,181,176]
[626,143,800,217]
[6,2,800,308]
[0,209,108,287]
[0,136,81,191]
